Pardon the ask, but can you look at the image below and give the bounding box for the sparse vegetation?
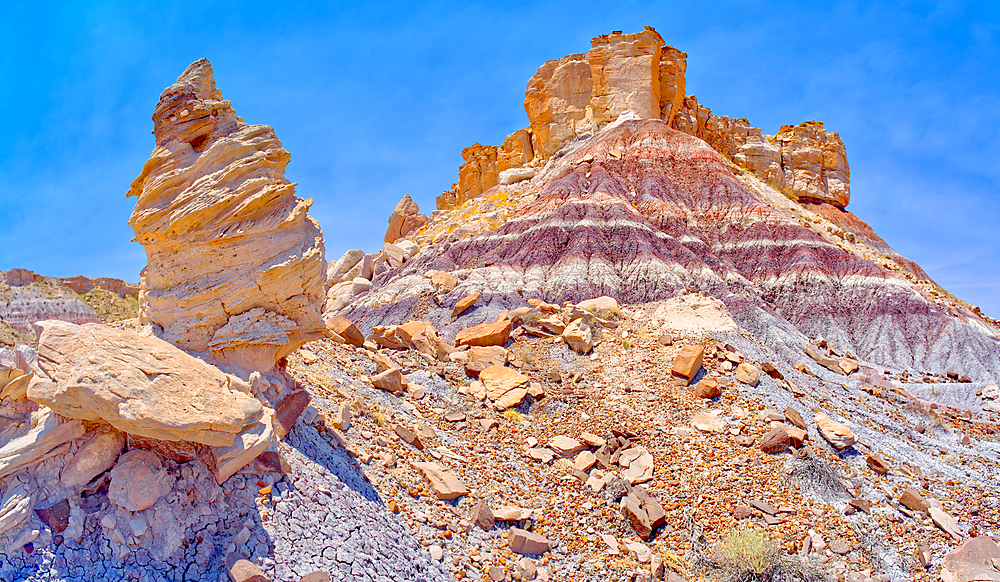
[722,527,777,575]
[785,451,848,502]
[80,287,139,323]
[503,409,524,422]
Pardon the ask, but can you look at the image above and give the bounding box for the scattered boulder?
[941,536,1000,582]
[479,365,530,401]
[0,485,33,537]
[899,487,929,513]
[690,410,725,433]
[547,436,587,456]
[429,270,457,294]
[734,363,759,386]
[866,452,890,475]
[456,318,512,347]
[761,362,783,379]
[394,425,424,450]
[35,498,70,535]
[561,319,594,353]
[225,552,271,582]
[384,193,427,244]
[325,315,365,347]
[783,407,806,431]
[760,425,795,454]
[372,368,406,395]
[60,429,126,488]
[494,387,529,410]
[671,345,703,384]
[508,527,551,555]
[0,408,86,480]
[470,499,496,530]
[622,496,652,541]
[814,411,857,449]
[693,379,720,399]
[452,292,481,318]
[327,249,365,283]
[413,462,469,500]
[212,411,276,484]
[805,346,846,375]
[577,296,619,312]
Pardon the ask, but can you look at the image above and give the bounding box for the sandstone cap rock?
[27,321,262,447]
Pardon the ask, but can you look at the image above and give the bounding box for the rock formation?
[350,28,999,380]
[437,26,850,210]
[384,193,427,244]
[26,320,263,446]
[127,59,326,372]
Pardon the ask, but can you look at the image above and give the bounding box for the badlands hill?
[1,26,999,582]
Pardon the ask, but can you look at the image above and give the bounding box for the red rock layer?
[361,120,1000,377]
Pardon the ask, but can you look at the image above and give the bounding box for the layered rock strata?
[127,59,326,372]
[352,118,1000,378]
[438,26,850,210]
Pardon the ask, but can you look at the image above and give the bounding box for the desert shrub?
[785,450,848,503]
[723,528,777,575]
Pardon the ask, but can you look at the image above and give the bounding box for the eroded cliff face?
[128,59,327,372]
[437,26,850,212]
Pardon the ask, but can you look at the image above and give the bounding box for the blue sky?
[1,1,998,316]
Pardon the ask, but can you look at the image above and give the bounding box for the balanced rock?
[384,193,427,244]
[127,58,326,372]
[27,321,262,447]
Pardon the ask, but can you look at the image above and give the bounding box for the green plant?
[722,528,777,575]
[503,409,524,422]
[622,338,633,349]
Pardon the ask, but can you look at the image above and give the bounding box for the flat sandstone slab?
[27,321,263,447]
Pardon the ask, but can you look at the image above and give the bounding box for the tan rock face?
[588,27,664,124]
[27,321,263,447]
[442,27,688,209]
[127,59,326,371]
[672,98,851,207]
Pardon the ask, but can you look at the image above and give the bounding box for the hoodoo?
[127,59,327,372]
